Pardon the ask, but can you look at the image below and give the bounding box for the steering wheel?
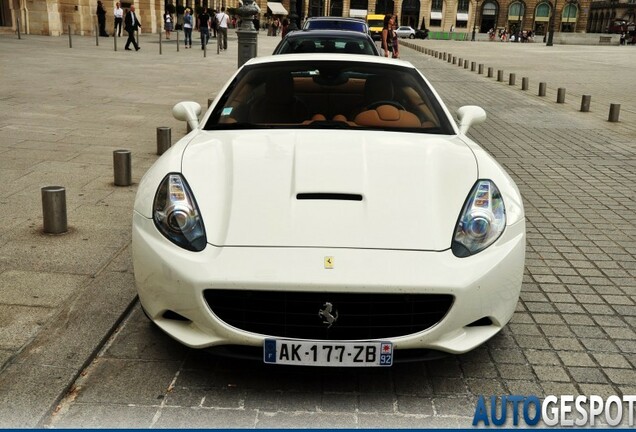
[365,100,406,111]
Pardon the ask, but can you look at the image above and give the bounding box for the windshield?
[205,60,453,134]
[368,19,384,28]
[303,20,367,32]
[276,36,378,55]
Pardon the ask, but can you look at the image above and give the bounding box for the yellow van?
[366,14,385,41]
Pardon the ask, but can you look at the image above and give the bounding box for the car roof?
[284,29,373,39]
[244,53,415,69]
[302,16,368,31]
[304,16,365,22]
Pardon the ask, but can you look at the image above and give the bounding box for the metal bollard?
[114,32,117,51]
[522,77,529,90]
[448,55,452,63]
[176,30,180,52]
[458,58,462,67]
[17,17,21,39]
[464,60,469,69]
[471,62,476,72]
[557,88,566,104]
[452,56,456,64]
[95,25,99,46]
[509,73,516,85]
[113,150,132,186]
[157,127,171,155]
[580,95,591,112]
[538,82,547,97]
[443,52,447,60]
[608,104,620,122]
[42,186,68,234]
[68,25,72,48]
[487,67,493,78]
[159,32,162,55]
[497,70,504,81]
[478,64,484,74]
[204,39,207,57]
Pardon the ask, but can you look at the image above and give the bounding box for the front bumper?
[133,211,525,355]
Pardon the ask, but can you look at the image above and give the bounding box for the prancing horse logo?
[318,302,338,328]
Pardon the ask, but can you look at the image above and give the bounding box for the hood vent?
[296,193,363,201]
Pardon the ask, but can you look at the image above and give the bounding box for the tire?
[409,34,415,39]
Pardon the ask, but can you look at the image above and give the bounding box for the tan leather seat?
[353,104,421,128]
[350,75,395,119]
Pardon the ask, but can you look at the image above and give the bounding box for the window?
[536,3,550,18]
[483,2,496,16]
[431,0,443,26]
[508,2,525,19]
[562,4,578,21]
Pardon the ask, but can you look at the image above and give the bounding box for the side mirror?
[172,101,202,131]
[456,105,487,135]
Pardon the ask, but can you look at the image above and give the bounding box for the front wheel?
[409,34,415,39]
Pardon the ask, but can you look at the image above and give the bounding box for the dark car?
[302,16,369,33]
[415,29,429,39]
[273,29,380,56]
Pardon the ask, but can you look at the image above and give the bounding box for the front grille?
[203,290,453,340]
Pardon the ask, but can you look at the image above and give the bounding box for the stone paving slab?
[0,32,635,428]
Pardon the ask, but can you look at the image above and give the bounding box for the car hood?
[182,130,477,250]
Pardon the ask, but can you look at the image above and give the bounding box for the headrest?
[297,40,316,53]
[364,75,394,103]
[344,41,362,53]
[266,74,295,104]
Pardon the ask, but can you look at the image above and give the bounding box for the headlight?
[153,173,207,252]
[452,180,505,257]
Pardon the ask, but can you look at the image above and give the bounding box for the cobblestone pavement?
[1,33,634,428]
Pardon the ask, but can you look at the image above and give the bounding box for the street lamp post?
[471,0,480,41]
[546,0,557,46]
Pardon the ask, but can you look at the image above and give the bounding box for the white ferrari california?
[132,54,525,367]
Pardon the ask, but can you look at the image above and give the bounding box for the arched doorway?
[331,0,343,16]
[507,1,525,34]
[560,2,578,32]
[0,0,15,27]
[309,0,322,16]
[375,0,394,15]
[480,1,498,33]
[534,2,550,35]
[401,0,419,28]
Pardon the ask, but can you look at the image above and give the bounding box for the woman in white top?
[164,11,173,39]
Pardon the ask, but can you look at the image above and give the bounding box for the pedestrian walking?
[216,7,230,51]
[198,7,211,49]
[124,5,141,51]
[113,2,123,37]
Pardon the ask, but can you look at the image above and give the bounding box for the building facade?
[0,0,596,36]
[587,0,635,33]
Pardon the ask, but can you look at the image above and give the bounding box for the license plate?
[263,339,393,367]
